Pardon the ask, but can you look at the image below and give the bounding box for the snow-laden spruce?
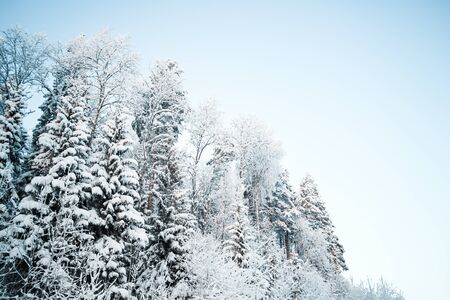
[0,84,27,217]
[299,174,348,273]
[0,29,405,300]
[90,113,147,299]
[268,169,299,260]
[223,173,252,268]
[132,60,195,298]
[1,75,100,298]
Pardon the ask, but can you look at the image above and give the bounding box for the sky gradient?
[1,1,449,299]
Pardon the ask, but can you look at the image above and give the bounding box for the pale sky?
[1,1,450,299]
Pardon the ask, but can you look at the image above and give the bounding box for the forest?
[0,28,404,299]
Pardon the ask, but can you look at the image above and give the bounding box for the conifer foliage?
[0,85,27,214]
[2,75,95,298]
[299,174,348,272]
[133,59,187,211]
[0,29,404,300]
[90,114,147,299]
[139,151,194,298]
[31,69,68,155]
[223,177,252,268]
[268,170,298,260]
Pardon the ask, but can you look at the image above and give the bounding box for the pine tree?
[268,170,298,260]
[90,114,147,299]
[0,84,28,218]
[298,174,348,273]
[223,180,252,268]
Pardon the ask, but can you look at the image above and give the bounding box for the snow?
[0,29,404,300]
[18,198,49,213]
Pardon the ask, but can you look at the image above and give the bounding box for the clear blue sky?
[1,1,449,299]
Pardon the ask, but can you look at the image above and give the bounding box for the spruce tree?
[268,170,298,259]
[133,60,193,298]
[31,69,68,154]
[138,151,194,298]
[21,68,72,198]
[0,27,49,218]
[90,114,147,299]
[223,180,252,268]
[1,76,100,298]
[0,84,28,217]
[298,174,348,272]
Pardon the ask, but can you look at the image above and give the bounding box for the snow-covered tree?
[298,174,348,273]
[187,232,235,298]
[90,114,148,299]
[133,59,188,211]
[268,170,298,259]
[0,27,48,96]
[204,165,237,241]
[0,85,27,216]
[0,75,100,298]
[188,232,270,300]
[187,99,222,167]
[136,151,194,299]
[257,233,284,299]
[349,278,405,300]
[132,59,193,298]
[223,176,253,268]
[293,217,334,277]
[195,134,236,236]
[31,68,69,153]
[0,27,48,224]
[65,31,138,145]
[230,116,282,232]
[272,258,333,300]
[185,99,222,230]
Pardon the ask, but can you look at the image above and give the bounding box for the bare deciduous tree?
[0,27,49,97]
[65,30,138,144]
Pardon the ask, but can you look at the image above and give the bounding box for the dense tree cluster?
[0,28,404,300]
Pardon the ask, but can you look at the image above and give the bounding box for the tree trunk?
[147,175,153,210]
[285,232,291,260]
